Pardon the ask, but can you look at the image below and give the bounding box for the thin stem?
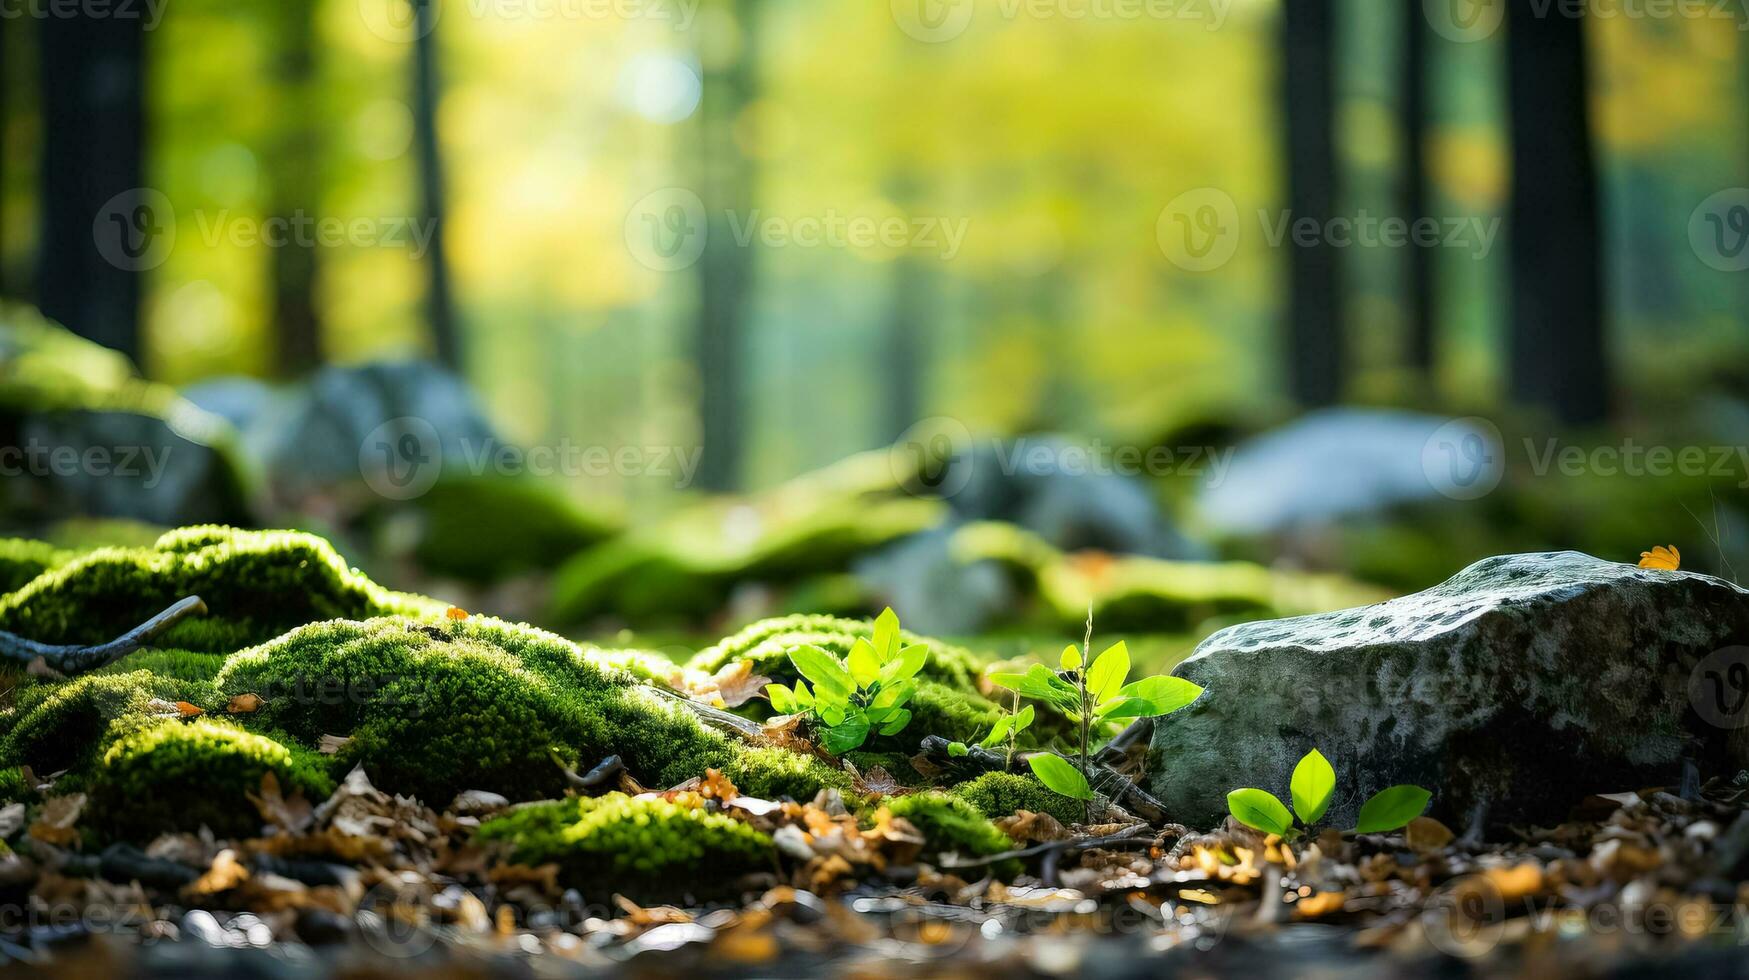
[1079,602,1093,824]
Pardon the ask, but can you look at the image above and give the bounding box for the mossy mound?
[365,477,619,585]
[0,537,71,594]
[952,771,1085,826]
[0,526,444,651]
[881,791,1018,877]
[96,718,334,838]
[2,670,213,779]
[475,792,775,890]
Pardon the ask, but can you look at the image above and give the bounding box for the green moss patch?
[0,538,72,595]
[881,791,1018,877]
[0,526,444,651]
[953,771,1084,826]
[475,792,774,889]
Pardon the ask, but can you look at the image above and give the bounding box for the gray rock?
[1146,551,1749,829]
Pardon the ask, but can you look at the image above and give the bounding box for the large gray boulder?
[1146,552,1749,829]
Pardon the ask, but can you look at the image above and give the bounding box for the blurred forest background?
[2,0,1748,665]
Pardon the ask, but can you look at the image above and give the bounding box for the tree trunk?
[1505,1,1608,425]
[37,10,146,362]
[412,0,461,371]
[1280,0,1343,407]
[884,170,927,441]
[269,0,323,376]
[693,0,758,491]
[1402,4,1434,377]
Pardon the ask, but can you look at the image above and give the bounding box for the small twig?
[558,754,624,793]
[0,596,207,677]
[1094,717,1154,768]
[648,686,767,741]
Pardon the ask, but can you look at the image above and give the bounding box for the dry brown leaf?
[28,793,86,846]
[1294,890,1347,919]
[175,700,204,717]
[853,765,904,799]
[996,810,1072,844]
[675,660,771,709]
[226,693,265,714]
[317,733,353,755]
[1404,816,1454,854]
[249,771,315,835]
[185,848,250,896]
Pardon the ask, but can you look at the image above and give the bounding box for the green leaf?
[882,645,928,687]
[1059,643,1083,671]
[1353,785,1432,834]
[979,715,1012,748]
[1094,696,1154,720]
[791,684,815,710]
[847,638,881,688]
[766,684,797,714]
[1086,641,1130,704]
[870,679,916,711]
[988,672,1029,691]
[1290,749,1336,826]
[1028,753,1094,800]
[789,645,852,703]
[1227,788,1294,837]
[872,607,901,661]
[946,741,969,757]
[821,717,871,755]
[876,708,911,735]
[1116,676,1203,716]
[1012,704,1035,733]
[817,701,848,727]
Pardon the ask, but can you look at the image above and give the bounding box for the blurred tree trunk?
[1402,5,1434,377]
[1280,0,1343,406]
[694,0,758,491]
[1505,2,1608,424]
[412,0,461,370]
[269,0,323,376]
[37,10,145,362]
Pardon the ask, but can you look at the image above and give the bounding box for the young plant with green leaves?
[765,608,925,755]
[993,619,1202,817]
[1227,748,1431,840]
[945,698,1034,765]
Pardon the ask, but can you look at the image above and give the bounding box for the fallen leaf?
[676,660,772,709]
[996,810,1071,844]
[226,693,265,714]
[1295,890,1347,919]
[28,793,86,846]
[446,606,469,620]
[318,734,353,755]
[185,848,250,896]
[1405,816,1454,854]
[1638,545,1680,570]
[249,771,314,835]
[175,701,204,717]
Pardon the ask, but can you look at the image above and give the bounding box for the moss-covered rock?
[1,670,212,778]
[365,476,619,585]
[953,771,1084,826]
[474,792,774,890]
[689,614,984,692]
[94,718,334,838]
[0,526,443,651]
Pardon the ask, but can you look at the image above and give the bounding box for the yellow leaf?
[226,693,264,714]
[1638,545,1680,571]
[446,606,469,620]
[175,701,205,717]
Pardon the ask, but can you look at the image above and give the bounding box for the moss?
[369,477,618,584]
[474,792,774,891]
[0,526,443,652]
[881,791,1018,877]
[953,771,1084,826]
[0,538,71,594]
[93,718,334,838]
[0,766,30,804]
[689,614,985,692]
[1,670,213,778]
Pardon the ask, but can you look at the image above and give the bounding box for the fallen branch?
[648,686,767,742]
[0,596,208,677]
[941,823,1153,871]
[915,735,1172,824]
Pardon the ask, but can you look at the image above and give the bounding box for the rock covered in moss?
[0,526,442,651]
[2,670,211,778]
[475,792,774,888]
[1147,552,1749,828]
[953,771,1083,826]
[0,538,71,594]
